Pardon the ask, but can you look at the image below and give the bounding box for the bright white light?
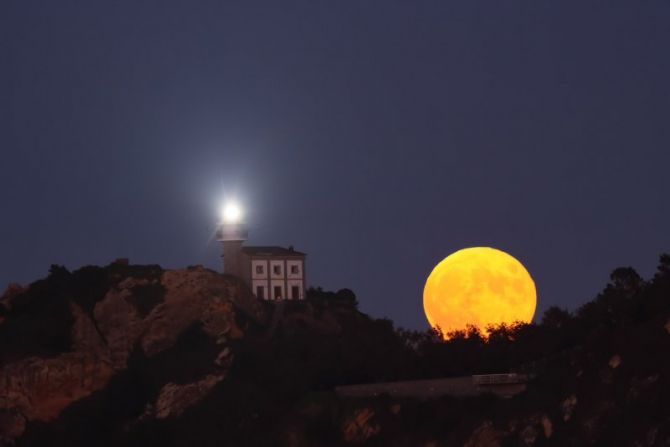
[221,202,242,223]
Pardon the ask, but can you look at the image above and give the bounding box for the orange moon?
[423,247,536,338]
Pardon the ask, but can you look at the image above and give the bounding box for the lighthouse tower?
[216,203,248,277]
[215,202,307,300]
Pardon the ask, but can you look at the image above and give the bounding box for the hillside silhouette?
[1,255,669,446]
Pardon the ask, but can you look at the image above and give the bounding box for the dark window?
[291,265,299,274]
[292,286,300,299]
[273,265,282,275]
[274,286,282,299]
[256,286,264,299]
[256,265,264,274]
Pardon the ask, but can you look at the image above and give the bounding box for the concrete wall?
[222,241,244,278]
[244,257,305,301]
[270,279,285,299]
[286,279,304,299]
[269,260,284,279]
[251,260,268,279]
[286,260,302,279]
[335,376,527,400]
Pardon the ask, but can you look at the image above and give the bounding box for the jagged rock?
[214,347,233,368]
[520,424,538,446]
[0,353,115,423]
[516,414,551,446]
[93,281,145,370]
[148,373,225,419]
[140,269,239,357]
[92,269,241,370]
[541,415,553,438]
[609,354,622,369]
[0,266,242,444]
[0,300,118,441]
[562,395,578,421]
[69,302,109,357]
[464,421,504,447]
[342,408,380,444]
[0,409,26,444]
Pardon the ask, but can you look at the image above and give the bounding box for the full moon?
[423,247,536,338]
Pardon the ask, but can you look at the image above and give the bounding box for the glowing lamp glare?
[221,203,242,223]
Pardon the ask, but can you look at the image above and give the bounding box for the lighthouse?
[216,202,307,300]
[216,202,248,278]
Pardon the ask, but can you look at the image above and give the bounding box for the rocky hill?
[0,257,669,446]
[0,263,254,444]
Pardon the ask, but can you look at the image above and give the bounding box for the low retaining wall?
[335,375,526,400]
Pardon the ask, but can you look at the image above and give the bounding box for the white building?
[242,246,306,300]
[216,209,306,300]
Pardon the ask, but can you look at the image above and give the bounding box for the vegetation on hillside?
[2,254,668,446]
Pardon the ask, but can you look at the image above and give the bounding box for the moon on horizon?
[423,247,537,339]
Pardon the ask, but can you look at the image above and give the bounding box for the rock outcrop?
[0,265,242,444]
[464,421,504,447]
[145,373,226,420]
[342,408,380,444]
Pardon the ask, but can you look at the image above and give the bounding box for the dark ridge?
[69,262,165,319]
[0,265,74,363]
[77,263,164,316]
[0,263,167,364]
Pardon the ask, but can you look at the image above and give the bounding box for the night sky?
[2,1,669,330]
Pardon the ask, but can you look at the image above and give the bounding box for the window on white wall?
[274,286,282,299]
[291,286,300,299]
[273,265,281,275]
[256,286,264,299]
[291,265,299,274]
[256,265,264,274]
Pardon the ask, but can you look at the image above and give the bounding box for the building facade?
[242,246,306,300]
[216,218,306,300]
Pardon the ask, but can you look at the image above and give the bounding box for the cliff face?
[0,264,243,444]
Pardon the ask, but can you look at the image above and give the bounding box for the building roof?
[241,246,306,257]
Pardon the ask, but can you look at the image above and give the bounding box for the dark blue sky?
[2,1,669,330]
